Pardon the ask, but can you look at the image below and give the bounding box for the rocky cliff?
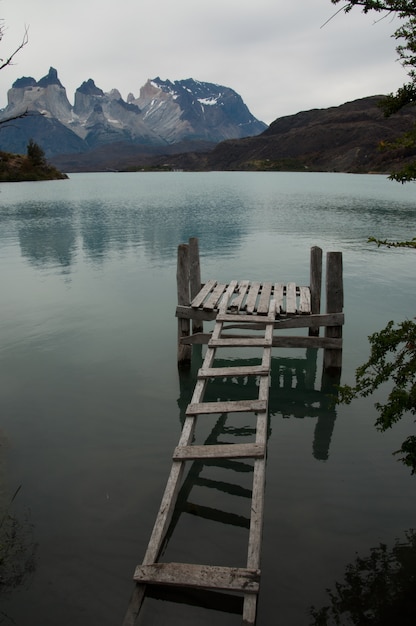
[0,68,267,158]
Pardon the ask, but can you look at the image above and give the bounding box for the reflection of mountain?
[14,191,245,271]
[17,203,76,272]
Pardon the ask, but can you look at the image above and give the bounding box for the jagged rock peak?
[76,79,104,97]
[37,67,64,88]
[12,76,37,89]
[12,68,63,90]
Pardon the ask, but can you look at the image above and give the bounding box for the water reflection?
[16,203,76,272]
[310,529,416,625]
[178,348,340,463]
[155,348,341,620]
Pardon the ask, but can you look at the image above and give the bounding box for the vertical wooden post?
[189,237,202,334]
[309,246,322,337]
[177,243,191,367]
[323,251,343,372]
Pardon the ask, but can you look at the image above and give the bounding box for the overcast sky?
[0,0,408,124]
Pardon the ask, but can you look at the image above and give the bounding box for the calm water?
[0,172,415,625]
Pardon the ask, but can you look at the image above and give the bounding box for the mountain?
[115,95,414,175]
[199,95,416,173]
[0,68,267,160]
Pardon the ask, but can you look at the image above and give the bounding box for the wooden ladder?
[123,283,276,626]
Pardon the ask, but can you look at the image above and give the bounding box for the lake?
[0,171,415,625]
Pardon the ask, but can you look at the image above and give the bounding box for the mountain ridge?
[0,68,267,157]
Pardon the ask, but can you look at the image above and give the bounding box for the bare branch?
[0,25,29,71]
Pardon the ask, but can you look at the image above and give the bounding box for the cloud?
[0,0,409,125]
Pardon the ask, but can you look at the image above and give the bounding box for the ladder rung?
[173,443,265,460]
[209,337,272,348]
[216,313,275,324]
[186,399,267,415]
[198,365,269,378]
[133,562,260,593]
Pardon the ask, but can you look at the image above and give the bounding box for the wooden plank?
[209,337,272,348]
[230,279,250,311]
[203,283,227,310]
[272,336,342,348]
[198,365,269,378]
[256,282,273,315]
[299,286,311,314]
[173,443,265,460]
[273,283,284,315]
[245,282,261,314]
[191,279,217,308]
[216,311,275,324]
[285,282,297,314]
[186,399,267,415]
[134,563,260,593]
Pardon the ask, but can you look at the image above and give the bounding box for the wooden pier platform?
[123,239,344,625]
[177,238,344,372]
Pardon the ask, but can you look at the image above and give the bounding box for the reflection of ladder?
[124,284,275,625]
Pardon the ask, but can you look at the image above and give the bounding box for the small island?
[0,139,67,182]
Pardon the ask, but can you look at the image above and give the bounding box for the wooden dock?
[176,238,343,373]
[123,239,344,625]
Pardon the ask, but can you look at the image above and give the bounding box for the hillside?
[0,149,68,182]
[71,95,416,174]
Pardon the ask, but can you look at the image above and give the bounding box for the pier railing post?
[177,243,192,367]
[189,237,202,334]
[323,252,343,372]
[309,246,322,337]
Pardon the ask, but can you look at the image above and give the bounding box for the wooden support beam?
[189,237,202,334]
[324,251,343,372]
[309,246,322,336]
[177,243,191,367]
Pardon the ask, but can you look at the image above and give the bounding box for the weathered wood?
[191,279,217,308]
[173,443,265,460]
[245,282,261,313]
[324,251,343,371]
[180,332,342,348]
[286,282,297,314]
[198,365,270,378]
[203,283,227,310]
[186,399,267,415]
[209,337,273,348]
[189,237,202,333]
[230,280,250,311]
[257,282,272,314]
[177,243,191,365]
[273,283,284,314]
[309,246,323,336]
[299,286,311,314]
[133,563,260,593]
[189,237,201,301]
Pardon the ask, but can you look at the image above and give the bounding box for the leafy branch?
[337,319,416,473]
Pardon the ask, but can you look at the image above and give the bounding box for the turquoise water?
[0,172,415,625]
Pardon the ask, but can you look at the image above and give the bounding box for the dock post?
[309,246,322,337]
[189,237,202,334]
[323,252,343,372]
[177,243,192,367]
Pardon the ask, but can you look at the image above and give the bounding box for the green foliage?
[337,319,416,473]
[310,529,416,625]
[26,139,46,168]
[367,236,416,247]
[0,149,67,182]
